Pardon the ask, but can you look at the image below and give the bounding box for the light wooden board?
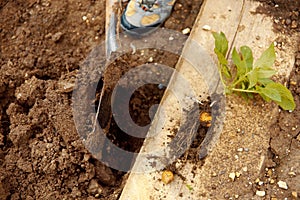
[119,0,298,199]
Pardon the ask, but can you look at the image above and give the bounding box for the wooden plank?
[119,0,244,199]
[119,0,298,199]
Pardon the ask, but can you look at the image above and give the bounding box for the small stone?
[161,170,174,184]
[202,25,211,31]
[212,172,217,177]
[87,179,102,194]
[234,194,239,199]
[256,191,266,197]
[148,57,154,62]
[292,191,298,199]
[169,36,174,41]
[229,172,236,181]
[82,16,87,21]
[235,172,241,178]
[288,171,296,176]
[182,28,191,35]
[52,32,63,42]
[277,180,288,190]
[271,198,278,200]
[255,178,260,183]
[237,148,243,152]
[291,20,298,29]
[242,167,248,172]
[270,179,275,184]
[267,169,273,177]
[285,18,292,25]
[258,181,264,186]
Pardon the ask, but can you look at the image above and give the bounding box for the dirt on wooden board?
[0,0,299,199]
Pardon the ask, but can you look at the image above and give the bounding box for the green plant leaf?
[232,47,246,77]
[254,43,276,69]
[240,46,253,72]
[260,92,272,102]
[257,69,277,79]
[258,85,281,102]
[258,78,274,86]
[212,32,228,57]
[260,82,295,110]
[214,50,231,78]
[214,49,228,66]
[271,83,295,110]
[247,69,258,88]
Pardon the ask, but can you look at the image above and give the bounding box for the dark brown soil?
[255,0,300,34]
[0,0,299,199]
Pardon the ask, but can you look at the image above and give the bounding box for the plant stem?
[231,88,259,93]
[217,64,227,88]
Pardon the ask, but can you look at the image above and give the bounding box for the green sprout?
[212,32,295,111]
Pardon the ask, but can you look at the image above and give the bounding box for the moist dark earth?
[0,0,299,199]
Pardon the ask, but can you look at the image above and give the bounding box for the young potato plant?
[212,32,295,111]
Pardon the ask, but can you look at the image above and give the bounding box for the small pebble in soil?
[148,57,154,62]
[158,84,165,90]
[162,170,174,184]
[242,167,248,172]
[52,32,63,42]
[277,180,288,190]
[182,28,191,35]
[258,181,264,186]
[229,172,236,181]
[288,171,296,177]
[291,21,298,29]
[292,191,298,198]
[202,25,211,31]
[169,36,174,41]
[256,190,266,197]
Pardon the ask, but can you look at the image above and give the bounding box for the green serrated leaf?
[240,46,253,72]
[267,82,295,110]
[212,32,228,57]
[254,43,276,69]
[258,85,281,102]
